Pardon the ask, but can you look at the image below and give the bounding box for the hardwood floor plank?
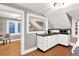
[0,40,21,56]
[0,40,72,56]
[24,45,72,56]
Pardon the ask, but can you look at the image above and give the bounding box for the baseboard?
[0,39,20,43]
[21,47,37,55]
[11,39,20,42]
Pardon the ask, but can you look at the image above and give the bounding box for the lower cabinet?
[37,35,70,51]
[37,36,45,51]
[37,35,58,51]
[58,35,70,46]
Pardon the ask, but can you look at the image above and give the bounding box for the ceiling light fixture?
[53,3,64,8]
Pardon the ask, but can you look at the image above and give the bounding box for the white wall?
[0,4,38,55]
[0,17,21,39]
[0,18,6,35]
[48,20,54,29]
[67,8,79,43]
[72,19,77,37]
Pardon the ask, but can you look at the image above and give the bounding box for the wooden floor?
[0,41,73,56]
[0,40,21,56]
[24,45,72,56]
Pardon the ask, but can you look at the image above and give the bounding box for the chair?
[0,34,11,45]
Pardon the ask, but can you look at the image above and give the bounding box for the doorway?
[0,9,22,56]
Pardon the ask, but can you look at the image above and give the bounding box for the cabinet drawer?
[37,41,44,43]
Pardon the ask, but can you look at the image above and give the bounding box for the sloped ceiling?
[46,9,71,29]
[0,10,21,19]
[1,3,79,29]
[14,3,79,29]
[67,8,79,19]
[63,3,79,19]
[15,3,62,15]
[15,3,51,15]
[46,3,79,29]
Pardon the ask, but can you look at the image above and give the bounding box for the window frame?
[9,22,15,33]
[7,20,21,35]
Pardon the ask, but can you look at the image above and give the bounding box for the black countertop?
[37,33,70,37]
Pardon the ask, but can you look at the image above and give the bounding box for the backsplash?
[49,29,71,34]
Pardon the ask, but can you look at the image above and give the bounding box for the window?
[18,23,21,33]
[9,22,15,33]
[7,20,21,35]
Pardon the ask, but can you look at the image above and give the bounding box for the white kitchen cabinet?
[37,35,58,51]
[37,34,70,51]
[37,36,45,51]
[58,34,70,46]
[47,35,57,47]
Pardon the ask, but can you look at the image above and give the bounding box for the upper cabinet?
[26,13,48,33]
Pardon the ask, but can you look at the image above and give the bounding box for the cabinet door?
[51,35,58,46]
[63,35,70,46]
[37,36,45,50]
[46,35,57,48]
[58,35,70,46]
[58,35,63,44]
[45,36,52,50]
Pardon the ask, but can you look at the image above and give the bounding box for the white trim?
[70,42,75,46]
[21,47,37,55]
[11,39,20,42]
[6,20,21,35]
[0,4,25,57]
[26,12,48,33]
[27,13,46,20]
[0,39,20,43]
[21,13,25,55]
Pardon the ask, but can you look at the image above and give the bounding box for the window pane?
[18,23,21,33]
[9,22,15,33]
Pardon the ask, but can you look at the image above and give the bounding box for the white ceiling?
[1,3,79,29]
[47,8,71,29]
[16,3,56,15]
[0,10,21,19]
[2,3,79,18]
[16,3,77,15]
[65,3,79,19]
[15,3,79,29]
